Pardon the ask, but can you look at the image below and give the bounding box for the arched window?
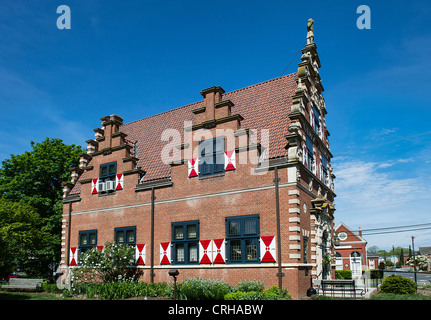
[350,251,361,258]
[335,252,343,270]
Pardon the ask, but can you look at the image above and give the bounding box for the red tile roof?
[71,73,298,194]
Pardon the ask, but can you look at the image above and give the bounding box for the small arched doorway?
[350,251,362,279]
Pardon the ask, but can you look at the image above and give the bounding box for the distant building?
[334,222,370,279]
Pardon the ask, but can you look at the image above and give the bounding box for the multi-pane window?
[199,137,225,176]
[226,215,260,263]
[100,162,117,193]
[305,134,313,170]
[312,104,320,132]
[303,235,309,263]
[78,230,97,262]
[172,221,199,264]
[115,226,136,246]
[321,153,328,177]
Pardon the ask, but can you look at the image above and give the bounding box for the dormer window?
[99,162,117,193]
[199,136,225,176]
[91,161,123,195]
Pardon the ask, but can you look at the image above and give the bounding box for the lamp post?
[168,269,179,300]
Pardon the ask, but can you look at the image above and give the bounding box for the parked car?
[6,273,20,281]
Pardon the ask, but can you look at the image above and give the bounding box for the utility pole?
[411,236,417,288]
[274,166,284,290]
[150,187,156,283]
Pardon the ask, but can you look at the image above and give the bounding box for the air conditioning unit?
[98,181,106,193]
[105,180,115,191]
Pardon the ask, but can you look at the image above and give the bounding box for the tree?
[0,138,83,279]
[368,246,379,254]
[0,199,56,279]
[0,138,82,217]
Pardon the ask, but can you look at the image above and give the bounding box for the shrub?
[264,285,291,300]
[235,280,265,293]
[224,285,291,300]
[42,282,60,294]
[224,291,266,300]
[380,275,417,294]
[370,269,383,279]
[69,280,170,300]
[335,270,352,279]
[179,278,230,300]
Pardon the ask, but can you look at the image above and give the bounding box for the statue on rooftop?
[307,18,314,44]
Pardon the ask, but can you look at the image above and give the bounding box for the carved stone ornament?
[307,18,314,44]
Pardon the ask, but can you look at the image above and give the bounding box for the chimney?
[98,114,124,149]
[358,226,362,237]
[195,86,225,123]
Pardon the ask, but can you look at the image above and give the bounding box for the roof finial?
[306,18,314,44]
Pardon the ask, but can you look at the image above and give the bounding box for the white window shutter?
[260,236,276,262]
[224,150,236,171]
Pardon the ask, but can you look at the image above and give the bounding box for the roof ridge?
[223,72,298,97]
[122,72,298,128]
[122,100,201,128]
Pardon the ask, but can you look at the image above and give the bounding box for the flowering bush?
[179,278,230,300]
[322,252,334,266]
[72,241,138,284]
[224,285,291,300]
[235,280,265,293]
[406,255,431,270]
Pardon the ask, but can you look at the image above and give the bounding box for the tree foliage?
[0,138,82,217]
[0,198,56,278]
[0,138,83,279]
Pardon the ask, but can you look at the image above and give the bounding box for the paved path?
[384,270,431,285]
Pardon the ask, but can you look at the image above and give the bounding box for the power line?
[358,222,431,233]
[362,226,431,236]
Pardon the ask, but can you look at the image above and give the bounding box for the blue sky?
[1,1,430,250]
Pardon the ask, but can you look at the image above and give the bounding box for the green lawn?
[0,291,76,300]
[368,293,431,300]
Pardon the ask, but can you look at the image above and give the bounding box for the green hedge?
[370,269,384,279]
[178,278,230,300]
[63,277,291,300]
[177,279,291,300]
[224,285,291,300]
[69,280,170,300]
[335,270,352,279]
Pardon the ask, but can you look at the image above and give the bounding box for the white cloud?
[367,128,398,142]
[332,157,431,249]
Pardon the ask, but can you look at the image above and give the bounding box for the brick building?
[334,222,369,279]
[60,23,336,299]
